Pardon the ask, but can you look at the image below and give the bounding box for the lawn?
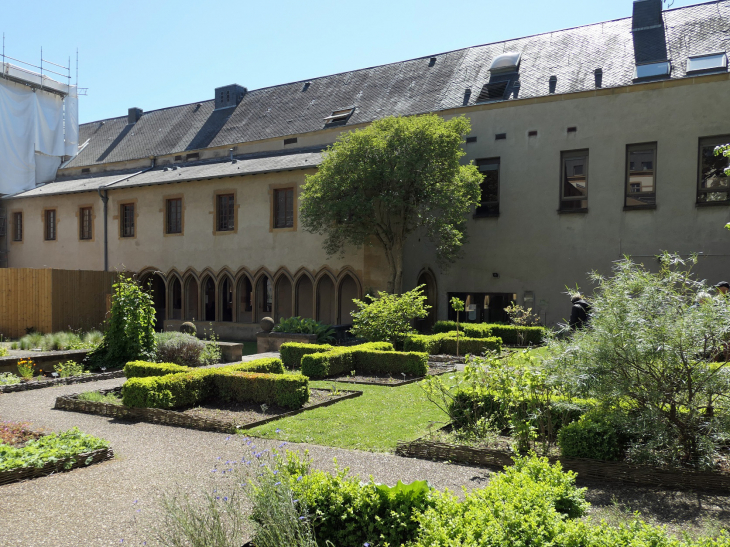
[245,378,450,452]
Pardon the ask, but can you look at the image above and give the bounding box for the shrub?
[155,331,205,367]
[87,275,156,369]
[557,417,622,461]
[0,345,7,357]
[403,333,447,354]
[350,285,430,347]
[213,371,309,409]
[0,427,109,472]
[225,358,285,375]
[124,361,191,378]
[16,358,34,379]
[350,349,428,376]
[279,343,335,369]
[0,372,20,385]
[434,321,546,345]
[77,391,122,405]
[440,334,502,356]
[273,317,336,344]
[298,342,411,379]
[54,360,85,378]
[121,370,216,409]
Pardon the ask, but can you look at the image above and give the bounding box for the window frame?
[697,135,730,206]
[165,197,184,235]
[120,202,136,238]
[215,192,236,233]
[12,211,22,242]
[473,157,500,218]
[79,206,93,240]
[624,143,658,210]
[273,187,295,229]
[559,149,589,213]
[44,209,57,241]
[269,184,297,232]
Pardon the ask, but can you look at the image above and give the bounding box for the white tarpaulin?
[0,77,78,195]
[64,86,78,158]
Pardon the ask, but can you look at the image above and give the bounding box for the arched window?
[338,274,359,325]
[316,275,336,325]
[203,276,216,322]
[296,276,314,319]
[275,276,293,321]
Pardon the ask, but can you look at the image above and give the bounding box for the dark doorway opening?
[447,292,515,324]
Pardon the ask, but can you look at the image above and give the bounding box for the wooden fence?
[0,269,118,338]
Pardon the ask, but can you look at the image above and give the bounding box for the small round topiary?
[180,322,197,336]
[260,316,275,333]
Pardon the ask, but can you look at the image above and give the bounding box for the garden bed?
[0,447,114,486]
[329,362,456,386]
[0,369,125,394]
[394,436,730,494]
[54,386,363,433]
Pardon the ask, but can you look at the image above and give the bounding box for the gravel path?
[0,355,492,546]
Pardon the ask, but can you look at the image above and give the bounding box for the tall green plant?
[349,285,430,348]
[87,276,156,369]
[450,297,465,358]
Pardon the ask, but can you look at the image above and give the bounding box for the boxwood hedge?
[433,321,546,346]
[299,343,426,379]
[404,332,502,355]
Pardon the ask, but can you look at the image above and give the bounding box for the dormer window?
[490,52,521,74]
[687,52,727,74]
[324,108,354,125]
[634,61,671,81]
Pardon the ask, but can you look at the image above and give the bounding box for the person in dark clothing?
[569,295,591,330]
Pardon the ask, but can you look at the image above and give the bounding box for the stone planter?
[256,332,317,353]
[0,349,91,376]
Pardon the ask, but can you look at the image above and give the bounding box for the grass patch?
[77,391,122,405]
[242,341,257,356]
[245,379,449,452]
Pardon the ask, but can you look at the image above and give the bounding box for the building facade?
[2,0,730,335]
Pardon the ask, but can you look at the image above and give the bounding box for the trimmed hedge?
[124,361,190,378]
[300,342,426,379]
[213,371,309,409]
[280,343,335,369]
[225,358,284,375]
[122,369,217,409]
[433,321,546,346]
[404,332,502,355]
[557,417,622,461]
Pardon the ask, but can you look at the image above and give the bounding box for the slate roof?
[12,148,323,199]
[54,1,730,175]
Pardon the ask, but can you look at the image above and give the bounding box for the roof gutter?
[96,160,154,271]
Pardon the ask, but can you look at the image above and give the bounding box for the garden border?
[0,447,114,486]
[54,387,363,434]
[394,438,730,494]
[0,370,125,394]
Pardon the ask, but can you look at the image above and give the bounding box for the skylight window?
[634,61,671,81]
[687,52,727,74]
[324,108,354,125]
[490,52,521,73]
[476,82,509,103]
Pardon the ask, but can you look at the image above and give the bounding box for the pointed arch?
[315,270,337,325]
[182,271,200,321]
[273,268,294,322]
[235,270,255,323]
[253,269,274,322]
[294,269,316,320]
[337,270,361,325]
[167,271,184,320]
[200,270,217,322]
[218,270,235,322]
[139,268,166,332]
[416,267,438,332]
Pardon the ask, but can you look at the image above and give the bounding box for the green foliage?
[0,427,109,471]
[279,342,335,369]
[350,285,430,347]
[54,360,85,378]
[557,416,622,461]
[124,360,191,378]
[288,465,434,547]
[0,345,7,357]
[16,358,35,379]
[77,390,122,405]
[0,372,20,385]
[433,321,546,346]
[16,330,103,351]
[213,371,309,409]
[299,342,425,379]
[121,358,302,409]
[410,455,588,547]
[300,114,482,292]
[272,317,336,344]
[405,331,503,355]
[87,276,156,370]
[154,331,205,367]
[546,253,730,469]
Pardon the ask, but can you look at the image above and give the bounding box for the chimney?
[632,0,668,65]
[128,107,143,125]
[214,84,247,110]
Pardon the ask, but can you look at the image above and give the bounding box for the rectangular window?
[166,198,182,234]
[44,210,56,241]
[216,194,235,231]
[80,207,93,240]
[12,212,22,242]
[474,158,500,217]
[698,136,730,204]
[274,188,295,228]
[120,203,135,237]
[560,150,589,211]
[625,144,657,208]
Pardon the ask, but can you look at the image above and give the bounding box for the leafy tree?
[450,297,465,357]
[350,285,430,348]
[546,253,730,469]
[87,275,156,369]
[300,114,482,293]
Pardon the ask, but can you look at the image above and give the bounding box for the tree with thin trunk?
[299,114,482,293]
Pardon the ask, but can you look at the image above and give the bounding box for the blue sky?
[2,0,702,123]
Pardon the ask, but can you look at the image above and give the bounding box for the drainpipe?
[95,159,156,272]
